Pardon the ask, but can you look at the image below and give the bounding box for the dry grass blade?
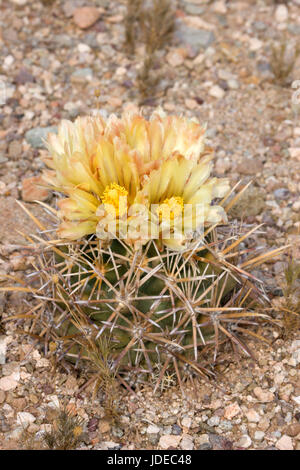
[270,38,300,86]
[43,405,85,450]
[279,257,300,335]
[124,0,143,54]
[137,0,175,100]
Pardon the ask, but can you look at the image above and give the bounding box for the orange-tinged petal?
[58,220,97,239]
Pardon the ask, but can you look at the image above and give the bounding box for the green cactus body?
[51,236,253,372]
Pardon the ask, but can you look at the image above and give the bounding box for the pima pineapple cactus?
[2,108,285,394]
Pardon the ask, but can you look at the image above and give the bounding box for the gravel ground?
[0,0,299,450]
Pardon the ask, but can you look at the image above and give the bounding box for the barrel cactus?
[3,108,284,394]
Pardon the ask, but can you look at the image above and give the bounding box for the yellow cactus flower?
[43,116,105,192]
[101,183,129,218]
[157,197,184,222]
[43,110,229,245]
[136,155,230,250]
[121,108,212,169]
[44,116,143,240]
[57,188,99,238]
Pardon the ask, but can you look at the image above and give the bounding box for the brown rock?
[253,387,274,403]
[106,15,123,23]
[285,423,300,437]
[63,0,80,18]
[228,186,265,218]
[0,376,18,391]
[107,96,122,108]
[236,434,252,449]
[224,402,241,420]
[215,157,231,175]
[21,176,49,202]
[63,375,78,394]
[279,383,294,401]
[245,408,260,423]
[236,157,264,176]
[73,7,102,29]
[11,397,27,411]
[180,435,194,450]
[15,68,35,85]
[185,98,198,110]
[275,435,293,451]
[258,417,270,432]
[166,49,184,68]
[159,435,182,450]
[183,16,215,31]
[289,148,300,161]
[209,85,225,99]
[29,393,39,404]
[8,140,22,160]
[99,420,111,434]
[0,390,6,403]
[16,411,36,427]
